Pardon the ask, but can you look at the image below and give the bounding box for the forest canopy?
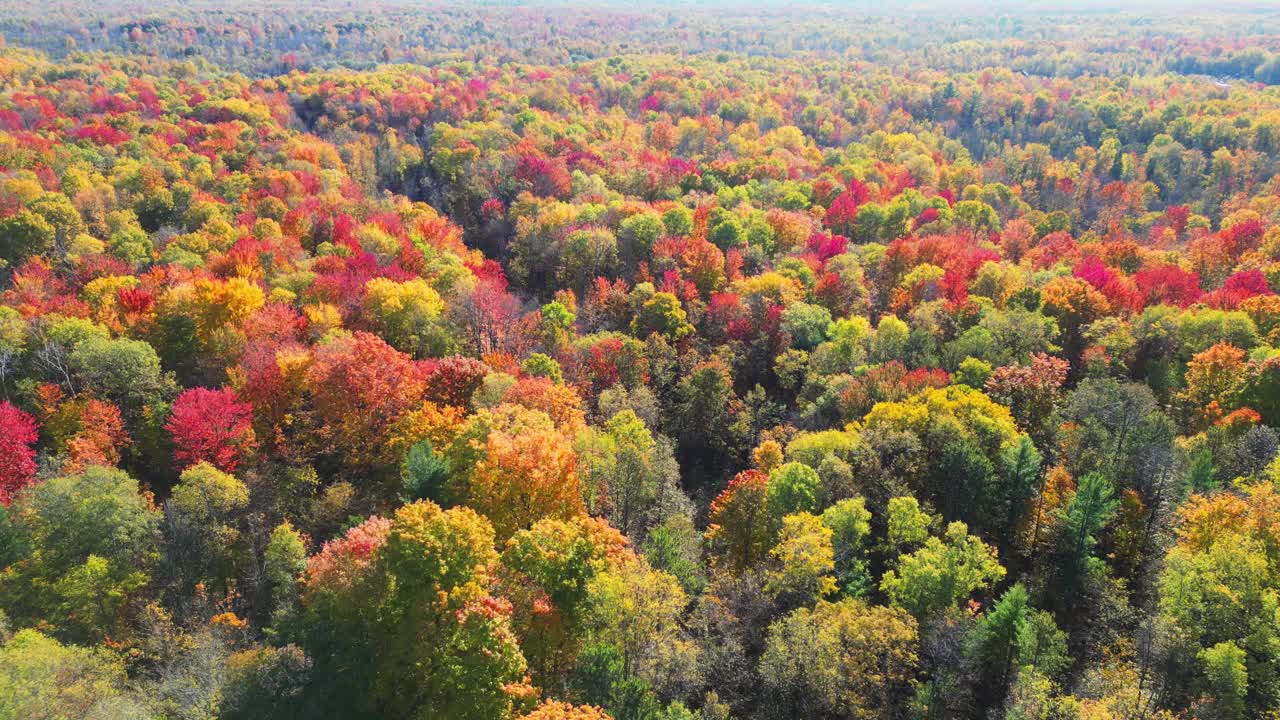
[2,2,1280,719]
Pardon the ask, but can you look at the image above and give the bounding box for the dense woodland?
[2,3,1280,719]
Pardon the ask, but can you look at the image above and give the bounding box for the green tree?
[619,211,665,263]
[0,629,144,718]
[886,496,932,552]
[968,583,1029,708]
[996,437,1041,547]
[766,512,837,607]
[576,410,680,539]
[781,303,832,351]
[632,293,693,341]
[0,466,159,644]
[296,501,531,720]
[264,522,307,615]
[400,439,450,504]
[521,353,563,383]
[0,209,55,268]
[1061,473,1118,592]
[1200,640,1248,720]
[821,498,873,596]
[766,462,821,519]
[165,461,251,594]
[585,556,697,697]
[662,206,693,237]
[881,521,1005,619]
[760,598,918,719]
[501,516,625,686]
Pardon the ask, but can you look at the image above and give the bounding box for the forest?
[1,2,1280,719]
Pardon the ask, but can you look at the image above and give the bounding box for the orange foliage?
[469,428,585,541]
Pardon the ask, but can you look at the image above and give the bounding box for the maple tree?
[0,5,1279,717]
[0,400,39,505]
[166,386,257,472]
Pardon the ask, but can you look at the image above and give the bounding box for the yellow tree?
[469,427,586,541]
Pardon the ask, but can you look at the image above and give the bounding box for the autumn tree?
[166,387,258,472]
[304,332,426,469]
[467,426,585,541]
[760,598,919,720]
[705,469,775,571]
[295,501,533,719]
[1179,342,1248,429]
[0,401,38,505]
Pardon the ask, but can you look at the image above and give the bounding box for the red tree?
[0,401,39,505]
[1133,263,1202,307]
[825,181,869,235]
[166,387,258,473]
[422,356,491,408]
[306,332,426,464]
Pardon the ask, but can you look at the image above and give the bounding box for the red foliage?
[422,355,491,408]
[1164,205,1190,236]
[1073,256,1143,314]
[166,387,258,473]
[705,292,747,343]
[985,353,1070,433]
[824,181,869,234]
[305,332,428,463]
[72,123,131,146]
[887,234,1000,284]
[0,401,39,506]
[1133,263,1203,307]
[806,231,848,263]
[65,399,130,473]
[1205,269,1273,309]
[1023,231,1080,270]
[1073,256,1115,290]
[241,303,307,344]
[515,151,572,199]
[1222,219,1265,254]
[117,286,155,315]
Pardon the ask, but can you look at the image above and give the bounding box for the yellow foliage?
[388,401,467,459]
[862,385,1021,458]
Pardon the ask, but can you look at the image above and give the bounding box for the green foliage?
[661,207,693,237]
[296,501,530,720]
[1200,640,1249,720]
[521,352,564,382]
[766,462,821,519]
[967,583,1067,707]
[631,293,693,341]
[881,521,1005,618]
[400,439,451,504]
[821,498,873,596]
[955,357,993,388]
[0,466,159,644]
[996,437,1041,540]
[586,556,696,696]
[781,303,832,351]
[641,515,704,594]
[264,522,307,612]
[1062,473,1118,590]
[760,598,918,719]
[766,512,837,605]
[0,210,55,268]
[886,496,932,551]
[0,629,143,719]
